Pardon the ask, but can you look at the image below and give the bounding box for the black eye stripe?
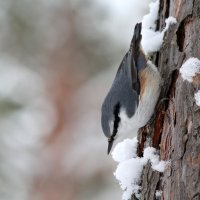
[111,103,121,140]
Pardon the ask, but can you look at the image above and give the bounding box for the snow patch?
[113,138,167,200]
[164,16,177,31]
[194,90,200,107]
[141,0,177,54]
[180,57,200,82]
[112,138,138,162]
[142,0,159,30]
[114,158,143,200]
[155,190,162,199]
[143,147,166,172]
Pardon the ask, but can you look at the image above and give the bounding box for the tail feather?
[130,22,147,72]
[130,23,142,59]
[134,22,142,43]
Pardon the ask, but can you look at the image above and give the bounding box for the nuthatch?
[101,23,161,154]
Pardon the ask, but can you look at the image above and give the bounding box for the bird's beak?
[107,139,114,155]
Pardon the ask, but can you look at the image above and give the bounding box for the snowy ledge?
[180,57,200,107]
[180,57,200,82]
[111,138,168,200]
[141,0,177,55]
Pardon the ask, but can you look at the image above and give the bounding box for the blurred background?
[0,0,152,200]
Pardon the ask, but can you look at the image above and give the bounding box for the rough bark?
[133,0,200,199]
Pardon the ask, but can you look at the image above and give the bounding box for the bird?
[101,23,161,154]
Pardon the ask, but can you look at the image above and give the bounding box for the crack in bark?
[167,70,179,98]
[165,0,170,19]
[192,193,200,200]
[176,14,193,52]
[192,0,195,15]
[137,127,147,157]
[152,104,165,149]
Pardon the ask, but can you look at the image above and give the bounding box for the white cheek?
[109,120,114,134]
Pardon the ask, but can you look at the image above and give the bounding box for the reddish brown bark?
[133,0,200,199]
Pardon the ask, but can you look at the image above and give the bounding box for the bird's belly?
[119,61,161,135]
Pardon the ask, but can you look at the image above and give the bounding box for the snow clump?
[141,0,177,54]
[112,137,167,200]
[180,57,200,82]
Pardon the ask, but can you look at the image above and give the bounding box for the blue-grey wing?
[109,54,138,118]
[101,22,147,135]
[115,23,146,94]
[111,23,148,117]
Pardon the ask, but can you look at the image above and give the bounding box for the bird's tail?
[130,22,147,72]
[130,22,142,57]
[133,22,142,45]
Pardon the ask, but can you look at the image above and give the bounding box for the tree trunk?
[133,0,200,199]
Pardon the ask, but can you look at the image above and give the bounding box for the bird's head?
[101,101,121,154]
